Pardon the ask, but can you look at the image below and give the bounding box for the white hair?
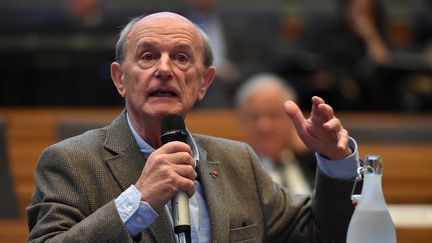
[235,73,297,109]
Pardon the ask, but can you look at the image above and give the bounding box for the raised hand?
[284,96,352,160]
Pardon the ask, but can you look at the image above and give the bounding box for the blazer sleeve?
[27,145,134,243]
[246,143,355,243]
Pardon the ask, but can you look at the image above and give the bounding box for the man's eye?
[141,53,153,61]
[176,54,188,63]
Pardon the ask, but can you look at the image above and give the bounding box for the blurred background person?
[411,0,432,53]
[66,0,103,29]
[407,0,432,111]
[235,73,316,194]
[297,0,395,110]
[186,0,241,108]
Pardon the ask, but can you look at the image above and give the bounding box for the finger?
[158,141,192,155]
[160,163,196,197]
[284,100,306,133]
[147,150,195,173]
[318,103,334,121]
[174,163,196,181]
[323,117,342,131]
[310,96,326,124]
[168,173,196,198]
[182,178,196,197]
[337,128,349,150]
[163,152,195,167]
[311,96,325,106]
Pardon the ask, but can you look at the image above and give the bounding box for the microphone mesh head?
[161,114,185,135]
[160,114,187,144]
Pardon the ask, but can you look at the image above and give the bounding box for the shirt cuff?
[316,137,359,180]
[115,185,158,237]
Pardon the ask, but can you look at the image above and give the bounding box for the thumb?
[284,100,305,133]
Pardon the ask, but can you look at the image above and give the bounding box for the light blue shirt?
[115,113,359,242]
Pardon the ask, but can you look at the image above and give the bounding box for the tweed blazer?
[27,111,355,243]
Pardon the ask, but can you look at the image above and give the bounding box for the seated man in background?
[27,12,359,242]
[235,73,316,194]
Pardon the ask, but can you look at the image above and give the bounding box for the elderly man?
[236,73,316,194]
[27,12,358,243]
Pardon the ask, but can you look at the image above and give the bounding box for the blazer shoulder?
[53,126,108,150]
[192,133,257,160]
[41,126,110,162]
[193,133,249,149]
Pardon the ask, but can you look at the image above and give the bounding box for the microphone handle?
[177,232,191,243]
[172,191,191,243]
[160,114,191,242]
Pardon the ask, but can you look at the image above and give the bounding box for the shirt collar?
[126,112,199,165]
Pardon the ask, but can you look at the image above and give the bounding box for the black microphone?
[161,114,191,243]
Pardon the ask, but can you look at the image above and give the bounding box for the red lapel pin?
[210,170,218,178]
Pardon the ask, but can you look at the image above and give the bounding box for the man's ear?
[111,62,126,97]
[197,66,216,101]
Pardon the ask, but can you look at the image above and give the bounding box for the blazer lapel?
[103,111,175,242]
[196,146,229,243]
[103,111,144,190]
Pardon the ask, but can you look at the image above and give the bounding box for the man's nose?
[155,54,173,80]
[255,117,273,133]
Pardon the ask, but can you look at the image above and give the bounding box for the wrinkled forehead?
[127,13,203,51]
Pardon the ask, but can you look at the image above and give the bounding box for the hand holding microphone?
[160,114,192,242]
[134,114,193,242]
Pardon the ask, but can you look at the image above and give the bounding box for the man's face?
[112,13,215,120]
[241,85,294,160]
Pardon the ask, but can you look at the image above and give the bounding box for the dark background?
[0,0,431,110]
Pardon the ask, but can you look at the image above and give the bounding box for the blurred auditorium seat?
[0,118,19,219]
[347,123,432,143]
[57,120,108,141]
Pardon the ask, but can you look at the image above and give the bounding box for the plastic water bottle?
[347,155,397,243]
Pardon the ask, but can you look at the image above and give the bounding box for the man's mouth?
[149,89,178,97]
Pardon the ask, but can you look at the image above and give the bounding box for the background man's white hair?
[235,73,297,110]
